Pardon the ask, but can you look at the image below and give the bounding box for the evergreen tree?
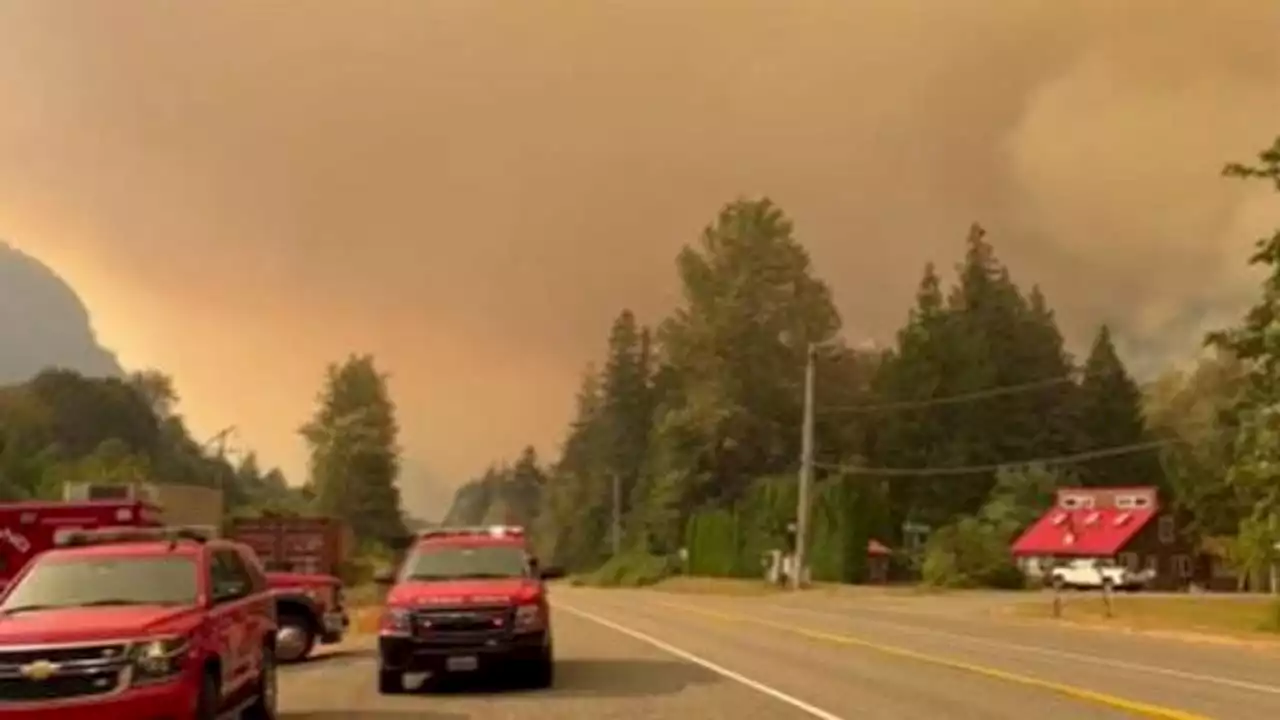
[1077,325,1162,487]
[300,354,407,548]
[1205,135,1280,582]
[598,310,654,535]
[641,197,841,550]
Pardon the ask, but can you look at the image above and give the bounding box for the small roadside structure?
[867,539,892,584]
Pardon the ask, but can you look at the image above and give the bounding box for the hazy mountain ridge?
[0,240,124,383]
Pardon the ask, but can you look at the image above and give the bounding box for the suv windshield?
[0,556,199,613]
[400,545,529,582]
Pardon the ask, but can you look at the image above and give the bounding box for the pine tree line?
[443,136,1280,588]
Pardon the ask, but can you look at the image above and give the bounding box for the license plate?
[446,655,478,672]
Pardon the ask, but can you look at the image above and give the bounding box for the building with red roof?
[1011,486,1194,591]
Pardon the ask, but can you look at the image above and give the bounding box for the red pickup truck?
[0,526,277,719]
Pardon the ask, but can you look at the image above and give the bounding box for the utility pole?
[792,343,817,590]
[611,471,622,556]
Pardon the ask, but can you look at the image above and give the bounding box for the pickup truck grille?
[0,642,129,703]
[412,606,512,644]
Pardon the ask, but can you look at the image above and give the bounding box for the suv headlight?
[513,603,544,632]
[380,607,413,636]
[129,635,189,684]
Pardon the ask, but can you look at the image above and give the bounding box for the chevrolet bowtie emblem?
[19,659,59,681]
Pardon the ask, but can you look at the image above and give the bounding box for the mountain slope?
[0,241,123,383]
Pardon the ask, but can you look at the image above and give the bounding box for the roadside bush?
[921,517,1028,589]
[1259,597,1280,633]
[580,552,675,587]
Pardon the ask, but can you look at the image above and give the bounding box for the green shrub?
[920,517,1029,589]
[580,552,675,587]
[1259,597,1280,633]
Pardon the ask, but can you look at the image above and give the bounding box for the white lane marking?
[767,603,1280,696]
[556,602,846,720]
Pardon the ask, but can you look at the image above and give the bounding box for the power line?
[815,364,1162,415]
[818,375,1076,414]
[812,437,1177,478]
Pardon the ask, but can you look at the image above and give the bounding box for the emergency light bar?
[417,525,525,540]
[54,525,212,548]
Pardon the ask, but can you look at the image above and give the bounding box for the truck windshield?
[0,556,199,613]
[400,545,528,581]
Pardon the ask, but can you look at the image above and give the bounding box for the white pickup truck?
[1049,558,1151,591]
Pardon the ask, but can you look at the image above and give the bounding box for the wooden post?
[1102,582,1114,618]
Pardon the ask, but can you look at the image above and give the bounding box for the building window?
[1118,552,1139,571]
[1117,494,1153,510]
[1158,516,1176,544]
[1173,555,1193,578]
[1060,495,1095,510]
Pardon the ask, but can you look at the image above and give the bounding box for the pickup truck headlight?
[380,607,413,636]
[513,603,544,632]
[130,635,189,684]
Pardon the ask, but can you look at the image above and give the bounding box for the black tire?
[378,669,406,695]
[523,646,554,689]
[195,670,219,720]
[276,612,316,663]
[243,645,278,720]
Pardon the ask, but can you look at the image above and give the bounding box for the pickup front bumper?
[321,610,349,644]
[379,630,548,673]
[0,671,194,720]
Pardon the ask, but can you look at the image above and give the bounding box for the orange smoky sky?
[1,1,1277,516]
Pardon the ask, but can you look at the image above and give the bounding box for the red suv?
[375,525,564,693]
[0,527,278,720]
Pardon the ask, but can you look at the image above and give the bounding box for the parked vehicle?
[229,515,351,662]
[1049,557,1151,591]
[0,526,277,719]
[0,499,164,591]
[1,500,349,664]
[374,525,565,693]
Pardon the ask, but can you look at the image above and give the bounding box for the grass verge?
[648,576,786,596]
[1012,593,1280,641]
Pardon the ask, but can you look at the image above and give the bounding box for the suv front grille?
[0,642,129,703]
[412,606,512,644]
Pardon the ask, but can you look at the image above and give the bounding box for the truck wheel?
[276,612,316,663]
[195,670,219,720]
[524,646,554,689]
[378,669,406,694]
[243,645,278,720]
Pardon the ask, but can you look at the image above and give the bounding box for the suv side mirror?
[212,579,249,603]
[539,566,565,581]
[372,569,397,585]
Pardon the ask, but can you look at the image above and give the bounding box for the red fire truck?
[0,499,162,590]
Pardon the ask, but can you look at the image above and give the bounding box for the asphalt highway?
[277,587,1280,719]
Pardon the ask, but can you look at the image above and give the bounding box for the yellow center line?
[654,599,1213,720]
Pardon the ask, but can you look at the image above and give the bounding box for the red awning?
[1011,507,1155,557]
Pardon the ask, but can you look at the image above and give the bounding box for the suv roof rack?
[54,525,213,549]
[417,525,525,540]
